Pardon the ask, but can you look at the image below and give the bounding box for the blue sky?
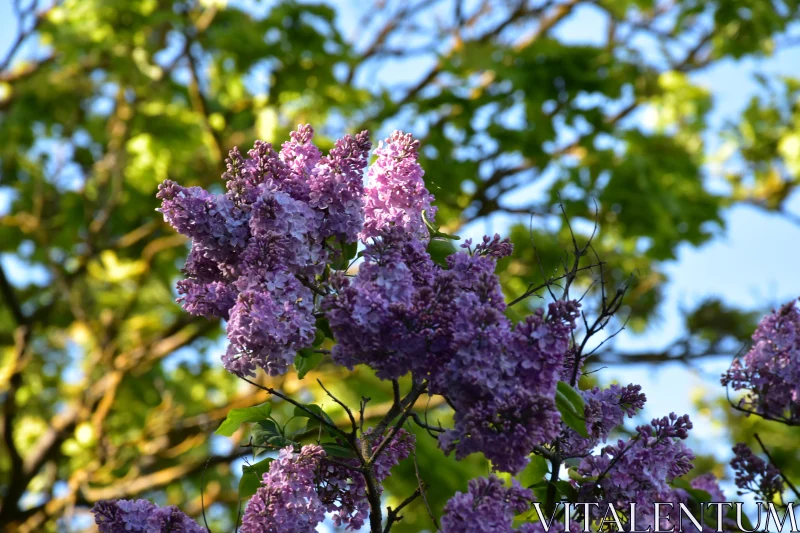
[2,0,800,514]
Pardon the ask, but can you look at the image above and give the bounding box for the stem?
[383,487,422,533]
[361,437,385,533]
[754,433,800,500]
[545,443,561,516]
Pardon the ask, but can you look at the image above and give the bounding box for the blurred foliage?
[1,0,800,531]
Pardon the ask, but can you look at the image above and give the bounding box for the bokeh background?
[2,0,800,531]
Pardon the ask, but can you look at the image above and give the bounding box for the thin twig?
[753,433,800,501]
[200,458,212,532]
[317,379,358,437]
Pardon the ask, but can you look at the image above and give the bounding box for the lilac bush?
[93,124,800,532]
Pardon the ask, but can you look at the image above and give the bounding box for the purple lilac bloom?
[325,226,437,379]
[279,124,322,182]
[440,475,533,533]
[92,499,204,533]
[722,299,800,422]
[223,271,316,377]
[438,298,580,474]
[241,445,327,533]
[328,226,574,473]
[576,413,695,529]
[158,125,370,378]
[309,130,371,242]
[731,443,784,501]
[361,131,436,242]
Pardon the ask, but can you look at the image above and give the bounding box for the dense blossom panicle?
[157,180,249,265]
[361,131,436,242]
[246,189,326,275]
[279,124,322,181]
[241,445,327,533]
[150,123,735,533]
[561,383,647,457]
[439,299,579,473]
[223,275,316,377]
[308,131,371,241]
[721,299,800,422]
[159,125,369,377]
[92,499,204,533]
[731,443,784,500]
[325,228,436,379]
[175,279,237,319]
[576,413,695,529]
[440,475,533,533]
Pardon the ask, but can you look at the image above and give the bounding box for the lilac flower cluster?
[440,475,532,533]
[325,226,437,380]
[241,444,327,533]
[328,229,580,473]
[92,499,204,533]
[438,299,581,474]
[160,125,584,474]
[576,413,695,529]
[561,383,647,458]
[730,443,784,501]
[241,430,414,533]
[721,299,800,422]
[157,124,739,533]
[158,126,370,377]
[360,131,436,242]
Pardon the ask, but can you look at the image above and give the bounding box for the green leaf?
[251,419,282,443]
[423,209,461,241]
[312,328,326,347]
[322,443,357,458]
[555,480,578,501]
[556,381,586,413]
[215,403,273,436]
[518,455,549,488]
[316,317,333,339]
[250,419,286,457]
[331,240,360,270]
[555,383,589,438]
[293,403,332,422]
[294,404,347,439]
[239,457,274,499]
[294,350,323,379]
[266,435,296,448]
[343,241,359,262]
[567,468,591,483]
